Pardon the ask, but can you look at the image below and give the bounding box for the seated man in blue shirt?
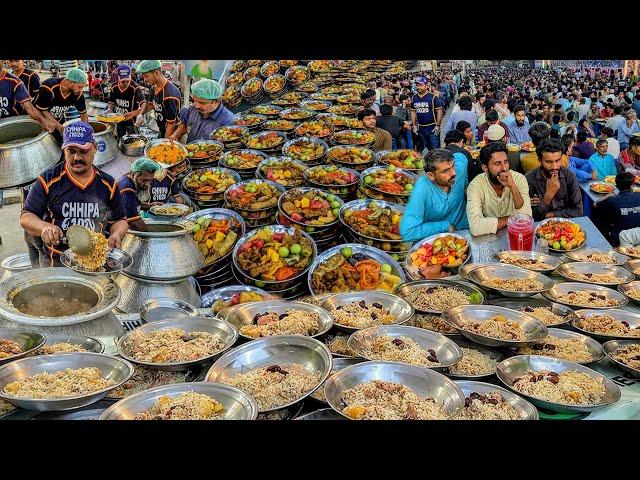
[588,139,618,180]
[503,104,531,144]
[594,172,640,246]
[561,134,593,182]
[400,148,468,278]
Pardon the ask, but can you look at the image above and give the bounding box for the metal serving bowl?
[325,145,377,172]
[139,298,199,324]
[99,382,258,420]
[405,233,472,279]
[616,245,640,259]
[117,316,238,371]
[602,339,640,377]
[324,360,465,420]
[443,305,548,348]
[347,325,463,370]
[219,149,269,179]
[307,243,405,296]
[511,327,604,364]
[394,280,485,315]
[119,134,148,157]
[307,357,365,405]
[445,338,504,379]
[617,280,640,306]
[571,309,640,341]
[496,355,621,414]
[467,264,554,298]
[535,218,587,252]
[282,136,329,166]
[257,157,308,189]
[303,165,360,199]
[564,248,630,266]
[626,259,640,279]
[359,165,418,198]
[488,298,575,328]
[223,300,334,340]
[114,275,201,314]
[60,248,133,277]
[201,285,273,317]
[205,335,332,412]
[0,253,32,283]
[149,203,192,219]
[555,262,635,286]
[493,250,563,274]
[0,353,134,412]
[0,267,121,327]
[278,186,343,228]
[454,380,539,420]
[143,138,189,170]
[339,199,410,251]
[296,408,345,420]
[39,334,104,355]
[458,263,491,282]
[319,291,414,333]
[541,282,628,309]
[0,328,45,366]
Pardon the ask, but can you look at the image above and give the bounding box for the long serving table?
[445,216,640,419]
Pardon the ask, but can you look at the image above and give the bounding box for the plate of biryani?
[572,309,640,341]
[323,331,358,357]
[205,335,332,412]
[394,280,485,315]
[60,228,133,276]
[616,245,640,259]
[347,325,463,370]
[542,282,628,309]
[106,365,200,400]
[454,380,538,420]
[408,313,460,336]
[602,340,640,377]
[117,317,238,371]
[308,358,364,404]
[37,334,104,355]
[443,305,548,348]
[489,298,574,327]
[0,328,46,366]
[323,361,465,420]
[467,264,553,298]
[223,300,333,340]
[514,328,604,364]
[99,383,258,420]
[555,262,634,286]
[445,338,503,379]
[564,248,629,266]
[319,291,414,333]
[626,259,640,278]
[494,250,562,274]
[618,280,640,306]
[496,355,621,413]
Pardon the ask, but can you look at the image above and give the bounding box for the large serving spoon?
[65,224,96,256]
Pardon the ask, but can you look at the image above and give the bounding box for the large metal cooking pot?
[0,116,61,189]
[0,267,121,327]
[87,101,108,118]
[114,273,201,314]
[0,254,32,283]
[62,119,119,167]
[121,221,205,281]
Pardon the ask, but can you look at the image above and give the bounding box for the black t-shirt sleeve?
[22,177,47,218]
[75,93,87,113]
[109,183,128,223]
[163,96,179,123]
[34,84,53,111]
[30,74,41,96]
[133,87,144,109]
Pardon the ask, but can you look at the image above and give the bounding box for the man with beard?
[20,122,128,267]
[526,138,583,221]
[0,61,45,124]
[466,142,532,236]
[400,148,468,248]
[169,78,233,143]
[8,60,40,109]
[357,108,391,152]
[503,104,531,144]
[117,157,162,231]
[410,76,443,152]
[360,89,380,116]
[136,60,181,139]
[107,64,145,138]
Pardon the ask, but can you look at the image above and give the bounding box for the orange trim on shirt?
[154,78,168,96]
[127,215,141,223]
[46,170,66,191]
[64,164,96,190]
[37,176,49,194]
[120,187,136,194]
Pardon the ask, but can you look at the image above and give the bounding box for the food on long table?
[310,249,402,293]
[152,205,188,216]
[617,246,640,257]
[378,150,424,170]
[447,348,497,376]
[517,336,594,362]
[305,165,357,188]
[135,392,224,420]
[301,101,330,112]
[574,314,640,337]
[191,216,239,264]
[261,61,280,77]
[401,285,471,313]
[223,364,321,411]
[612,344,640,370]
[146,143,186,166]
[15,295,92,317]
[518,306,565,326]
[3,367,115,399]
[590,183,615,194]
[109,367,190,399]
[233,114,266,128]
[0,399,15,416]
[564,271,625,284]
[360,336,440,367]
[260,159,306,187]
[264,74,286,94]
[330,300,397,329]
[362,166,415,195]
[483,277,544,292]
[342,202,402,241]
[498,255,553,271]
[186,141,223,160]
[556,290,622,307]
[124,328,226,364]
[341,380,447,420]
[327,146,373,165]
[184,169,237,195]
[285,139,326,162]
[295,120,332,137]
[457,391,522,420]
[324,115,362,129]
[236,227,314,281]
[246,131,284,150]
[579,252,618,264]
[626,289,640,301]
[72,229,109,272]
[281,189,340,225]
[536,220,586,251]
[334,130,376,146]
[239,309,321,338]
[241,77,262,97]
[262,119,295,132]
[410,313,459,334]
[211,126,247,143]
[286,66,310,85]
[225,181,280,210]
[37,343,87,355]
[252,105,281,116]
[211,291,266,315]
[463,315,524,340]
[0,338,23,360]
[512,370,606,405]
[325,333,356,357]
[409,235,469,271]
[280,108,314,121]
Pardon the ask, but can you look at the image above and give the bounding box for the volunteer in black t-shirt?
[107,64,145,138]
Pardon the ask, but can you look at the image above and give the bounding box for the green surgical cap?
[65,68,88,84]
[138,60,162,74]
[191,79,223,100]
[130,157,161,173]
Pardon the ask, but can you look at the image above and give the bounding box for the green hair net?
[137,60,162,74]
[130,157,161,173]
[65,68,88,84]
[191,79,223,100]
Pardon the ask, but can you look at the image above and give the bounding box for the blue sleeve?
[170,177,181,197]
[117,179,140,220]
[434,96,443,110]
[178,106,189,125]
[399,178,450,242]
[22,177,47,217]
[109,183,128,223]
[14,81,30,103]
